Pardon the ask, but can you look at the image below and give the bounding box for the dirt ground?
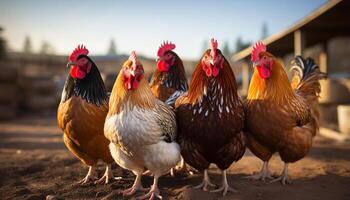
[0,114,350,200]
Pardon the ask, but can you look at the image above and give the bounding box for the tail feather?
[290,56,326,99]
[290,56,326,132]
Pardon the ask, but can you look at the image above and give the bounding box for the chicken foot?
[270,162,291,185]
[194,169,216,191]
[78,166,98,185]
[211,170,238,196]
[246,161,273,182]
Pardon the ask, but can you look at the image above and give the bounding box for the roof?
[232,0,350,61]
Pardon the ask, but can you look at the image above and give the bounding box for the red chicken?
[175,39,246,196]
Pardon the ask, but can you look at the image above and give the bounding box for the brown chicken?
[57,45,114,184]
[150,41,188,107]
[245,41,326,184]
[175,39,246,196]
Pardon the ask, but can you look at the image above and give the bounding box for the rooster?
[57,45,115,184]
[104,51,181,199]
[245,41,326,184]
[175,39,246,196]
[150,41,189,175]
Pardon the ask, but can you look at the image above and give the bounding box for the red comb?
[210,38,218,58]
[157,41,176,57]
[251,41,266,62]
[69,44,89,62]
[129,51,138,70]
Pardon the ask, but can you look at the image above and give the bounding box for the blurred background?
[0,0,349,137]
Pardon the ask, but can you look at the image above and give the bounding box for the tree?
[261,22,269,39]
[40,41,55,55]
[0,27,6,60]
[222,40,231,58]
[23,36,33,54]
[107,39,117,55]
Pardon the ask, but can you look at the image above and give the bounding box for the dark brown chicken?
[57,45,114,184]
[175,39,245,196]
[245,41,326,184]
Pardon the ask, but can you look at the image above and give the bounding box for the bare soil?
[0,114,350,200]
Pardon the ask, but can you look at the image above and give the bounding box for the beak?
[210,59,214,65]
[130,70,135,77]
[66,61,76,68]
[155,57,159,62]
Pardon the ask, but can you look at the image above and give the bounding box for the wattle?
[71,66,86,79]
[157,61,169,72]
[257,65,271,79]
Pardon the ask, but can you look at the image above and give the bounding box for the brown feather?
[57,96,113,165]
[108,60,156,116]
[150,52,188,104]
[245,54,324,163]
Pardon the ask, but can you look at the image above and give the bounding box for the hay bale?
[0,84,18,104]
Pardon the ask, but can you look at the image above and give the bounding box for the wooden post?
[319,43,328,73]
[294,30,305,56]
[242,61,249,97]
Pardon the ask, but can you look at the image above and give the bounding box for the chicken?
[57,45,115,185]
[150,41,188,107]
[175,39,246,196]
[150,41,189,175]
[104,51,181,199]
[245,41,326,184]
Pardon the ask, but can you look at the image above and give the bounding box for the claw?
[210,170,237,196]
[194,169,216,191]
[95,164,119,184]
[137,175,162,200]
[78,166,98,185]
[143,170,153,176]
[121,174,148,196]
[270,163,292,185]
[246,161,273,182]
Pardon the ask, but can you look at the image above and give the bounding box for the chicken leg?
[194,169,216,191]
[137,175,162,200]
[122,173,148,196]
[211,170,237,196]
[270,162,291,185]
[246,161,273,182]
[78,166,98,185]
[95,164,121,184]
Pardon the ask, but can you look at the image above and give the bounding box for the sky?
[0,0,327,60]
